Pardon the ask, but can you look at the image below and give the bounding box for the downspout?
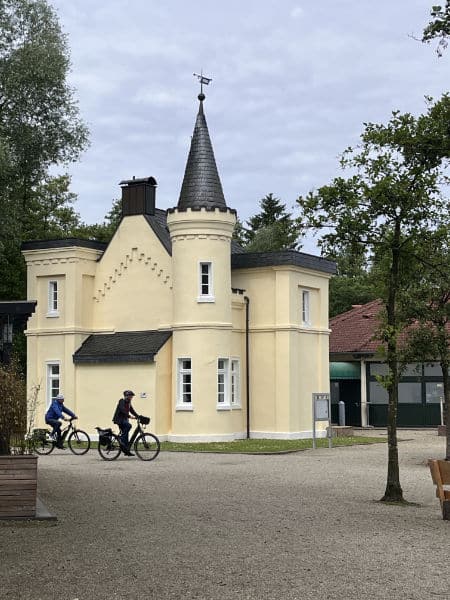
[244,296,250,439]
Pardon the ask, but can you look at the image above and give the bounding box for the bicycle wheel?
[134,433,160,461]
[68,429,91,455]
[32,431,54,455]
[97,436,121,461]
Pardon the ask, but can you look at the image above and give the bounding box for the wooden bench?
[428,459,450,520]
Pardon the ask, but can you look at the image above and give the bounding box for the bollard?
[338,401,346,426]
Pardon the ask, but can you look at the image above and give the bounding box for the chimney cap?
[119,176,157,187]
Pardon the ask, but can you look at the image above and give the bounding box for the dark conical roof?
[177,96,227,210]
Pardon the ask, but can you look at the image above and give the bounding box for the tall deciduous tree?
[297,95,450,502]
[242,193,301,252]
[0,0,89,299]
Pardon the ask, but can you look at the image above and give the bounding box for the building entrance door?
[340,380,361,427]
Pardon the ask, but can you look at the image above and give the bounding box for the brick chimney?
[120,176,157,217]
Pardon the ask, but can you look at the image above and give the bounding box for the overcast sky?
[51,0,448,252]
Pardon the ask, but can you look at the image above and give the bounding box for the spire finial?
[193,70,212,101]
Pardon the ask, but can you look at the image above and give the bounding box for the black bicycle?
[96,415,160,461]
[32,418,91,456]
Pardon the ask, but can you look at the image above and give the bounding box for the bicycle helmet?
[55,394,64,401]
[123,390,135,397]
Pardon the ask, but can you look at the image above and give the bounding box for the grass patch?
[160,436,385,454]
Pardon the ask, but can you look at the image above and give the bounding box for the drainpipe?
[244,296,250,439]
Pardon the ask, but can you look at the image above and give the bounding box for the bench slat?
[428,459,450,520]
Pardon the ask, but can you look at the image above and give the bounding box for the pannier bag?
[138,415,150,425]
[33,428,49,441]
[98,428,113,446]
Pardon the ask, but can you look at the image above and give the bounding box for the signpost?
[312,392,332,449]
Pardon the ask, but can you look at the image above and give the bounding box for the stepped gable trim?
[93,246,172,302]
[73,330,172,363]
[231,250,336,274]
[21,238,107,252]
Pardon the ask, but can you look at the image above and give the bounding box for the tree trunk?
[381,221,404,502]
[382,382,404,501]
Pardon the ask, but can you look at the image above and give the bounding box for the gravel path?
[1,430,449,600]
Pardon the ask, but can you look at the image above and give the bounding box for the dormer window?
[47,280,59,317]
[198,261,214,302]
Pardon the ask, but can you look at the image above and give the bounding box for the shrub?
[0,359,28,455]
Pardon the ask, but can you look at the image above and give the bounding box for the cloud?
[49,0,449,252]
[290,6,304,19]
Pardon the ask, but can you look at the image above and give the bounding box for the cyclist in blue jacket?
[45,394,77,449]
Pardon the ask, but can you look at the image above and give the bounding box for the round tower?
[167,93,237,440]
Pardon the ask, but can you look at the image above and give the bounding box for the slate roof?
[21,238,108,252]
[73,330,172,363]
[144,210,173,255]
[0,301,37,316]
[329,300,383,355]
[177,98,227,210]
[231,250,336,274]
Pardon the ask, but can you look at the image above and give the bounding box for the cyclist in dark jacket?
[113,390,139,456]
[45,394,76,449]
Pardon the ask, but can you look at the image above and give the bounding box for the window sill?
[176,405,194,411]
[217,404,232,411]
[197,296,215,303]
[46,312,60,318]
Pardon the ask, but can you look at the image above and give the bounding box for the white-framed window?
[46,362,60,407]
[301,289,310,326]
[231,359,241,407]
[217,358,229,407]
[197,261,214,302]
[177,358,193,409]
[47,280,59,316]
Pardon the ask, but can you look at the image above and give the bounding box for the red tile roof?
[330,299,450,355]
[329,299,384,354]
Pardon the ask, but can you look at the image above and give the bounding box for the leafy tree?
[423,2,450,55]
[297,95,450,502]
[0,358,26,455]
[0,0,89,299]
[73,198,122,242]
[242,193,301,252]
[0,174,85,299]
[400,229,450,458]
[232,218,246,247]
[326,242,380,316]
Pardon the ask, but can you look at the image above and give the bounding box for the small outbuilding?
[329,300,446,427]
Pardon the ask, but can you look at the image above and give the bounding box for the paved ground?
[1,430,449,600]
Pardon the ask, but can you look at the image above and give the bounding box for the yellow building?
[23,94,335,441]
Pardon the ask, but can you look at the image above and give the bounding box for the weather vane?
[193,71,212,98]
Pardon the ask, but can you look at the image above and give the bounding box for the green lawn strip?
[160,436,385,454]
